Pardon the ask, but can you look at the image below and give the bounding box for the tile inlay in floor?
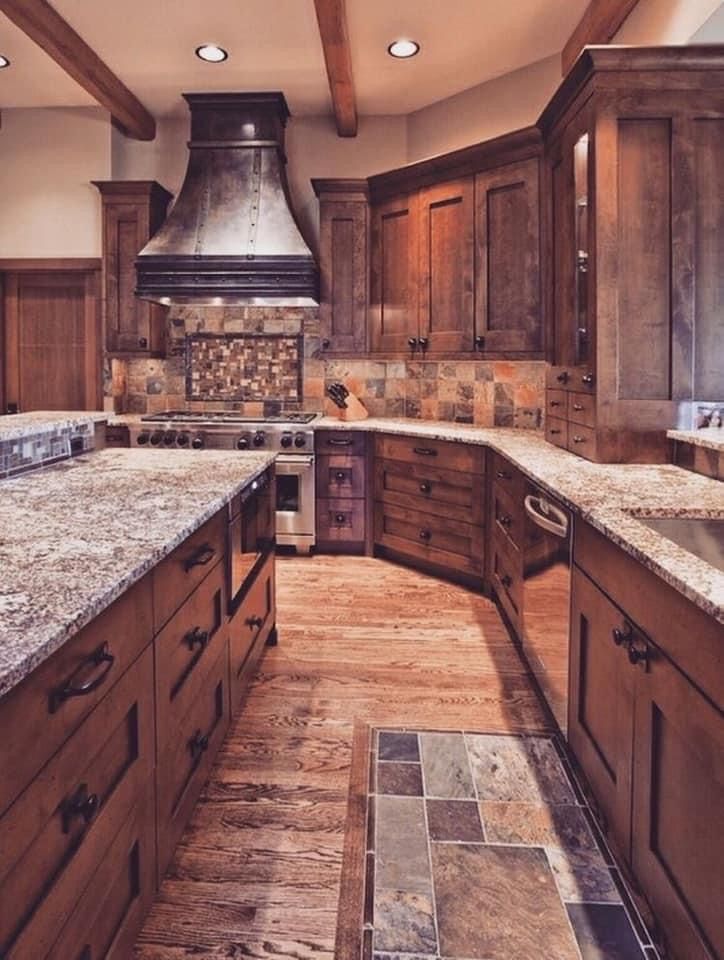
[360,729,659,960]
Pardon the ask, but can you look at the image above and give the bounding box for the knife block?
[331,391,369,422]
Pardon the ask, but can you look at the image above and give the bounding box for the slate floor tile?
[466,733,576,804]
[547,847,620,903]
[373,889,437,955]
[375,795,431,894]
[566,903,647,959]
[378,731,420,762]
[426,799,484,842]
[377,761,423,796]
[431,842,580,960]
[480,800,596,851]
[420,732,475,798]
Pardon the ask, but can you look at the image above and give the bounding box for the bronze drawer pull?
[573,403,584,411]
[189,729,210,760]
[612,623,633,647]
[184,543,216,571]
[556,371,569,384]
[419,481,431,494]
[185,626,209,650]
[327,437,352,446]
[628,641,650,668]
[550,429,562,436]
[61,783,99,833]
[247,615,264,629]
[550,400,562,407]
[50,643,115,713]
[581,374,595,386]
[419,528,432,541]
[413,447,438,457]
[572,435,587,444]
[496,469,511,480]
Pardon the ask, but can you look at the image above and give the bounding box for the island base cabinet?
[632,652,724,960]
[229,552,276,712]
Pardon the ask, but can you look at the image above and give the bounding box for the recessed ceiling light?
[0,55,10,69]
[387,39,420,59]
[195,44,228,63]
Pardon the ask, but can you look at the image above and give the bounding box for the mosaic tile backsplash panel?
[186,334,302,402]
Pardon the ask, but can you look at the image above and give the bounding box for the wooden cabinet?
[312,180,369,355]
[541,49,724,461]
[370,193,420,353]
[316,429,368,553]
[229,551,276,710]
[487,452,526,631]
[94,181,173,357]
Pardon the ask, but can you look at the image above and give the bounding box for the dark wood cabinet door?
[318,198,368,355]
[632,650,724,960]
[418,177,474,353]
[569,566,635,860]
[474,158,542,355]
[370,193,419,352]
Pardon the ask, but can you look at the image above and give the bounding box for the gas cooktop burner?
[139,411,320,425]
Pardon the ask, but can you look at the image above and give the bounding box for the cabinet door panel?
[370,194,419,352]
[633,653,724,960]
[419,178,474,353]
[569,567,634,859]
[475,159,542,354]
[319,199,368,354]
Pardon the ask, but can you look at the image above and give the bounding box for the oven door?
[229,469,275,610]
[275,455,315,551]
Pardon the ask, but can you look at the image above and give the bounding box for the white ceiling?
[0,0,589,119]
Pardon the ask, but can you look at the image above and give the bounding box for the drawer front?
[491,541,522,627]
[155,560,227,749]
[546,416,569,449]
[546,366,595,393]
[546,389,567,418]
[229,552,276,704]
[316,454,366,499]
[490,452,525,500]
[567,391,595,428]
[376,434,484,475]
[315,430,367,456]
[153,509,227,632]
[157,646,231,878]
[567,423,598,460]
[375,502,483,576]
[0,575,152,817]
[45,784,156,960]
[491,481,522,551]
[317,498,366,543]
[0,647,154,959]
[375,458,484,526]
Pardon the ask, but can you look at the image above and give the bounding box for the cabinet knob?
[321,338,331,349]
[408,337,418,349]
[572,435,586,444]
[501,574,513,589]
[556,371,570,384]
[247,615,264,629]
[628,642,650,668]
[496,470,511,480]
[612,623,633,647]
[189,730,210,759]
[474,335,485,350]
[138,337,148,349]
[573,403,584,411]
[61,783,99,833]
[550,401,562,407]
[335,513,347,524]
[335,471,347,482]
[499,514,513,527]
[419,481,431,494]
[419,528,432,541]
[185,626,209,650]
[418,336,429,350]
[581,373,595,386]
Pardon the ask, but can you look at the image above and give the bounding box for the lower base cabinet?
[229,551,276,711]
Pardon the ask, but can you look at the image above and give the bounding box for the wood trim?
[313,0,358,138]
[562,0,642,76]
[92,180,173,205]
[0,258,102,273]
[0,0,156,141]
[312,177,369,200]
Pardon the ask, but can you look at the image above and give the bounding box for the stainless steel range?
[129,411,319,553]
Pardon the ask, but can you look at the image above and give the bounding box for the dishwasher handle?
[524,495,569,539]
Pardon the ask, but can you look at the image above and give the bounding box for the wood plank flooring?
[134,555,551,959]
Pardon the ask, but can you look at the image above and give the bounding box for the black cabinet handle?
[573,403,584,411]
[185,626,209,650]
[138,337,148,349]
[335,470,347,482]
[556,371,569,384]
[496,470,511,480]
[572,435,587,444]
[419,481,431,494]
[334,513,347,524]
[247,615,264,629]
[50,644,115,713]
[499,514,512,527]
[327,437,352,446]
[61,783,99,833]
[501,574,513,589]
[189,729,210,760]
[184,543,216,571]
[550,429,562,436]
[419,529,432,541]
[474,335,485,350]
[628,642,650,668]
[550,400,562,407]
[321,338,331,349]
[418,336,429,350]
[413,447,438,457]
[408,337,418,349]
[581,373,595,386]
[612,623,633,647]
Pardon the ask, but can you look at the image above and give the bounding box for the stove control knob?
[294,432,307,448]
[150,431,164,446]
[162,430,176,446]
[191,434,204,450]
[176,432,190,447]
[253,431,266,448]
[280,432,293,448]
[236,435,250,450]
[136,431,150,446]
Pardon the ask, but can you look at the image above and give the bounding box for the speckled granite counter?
[667,428,724,453]
[0,448,274,698]
[0,410,108,442]
[317,417,724,624]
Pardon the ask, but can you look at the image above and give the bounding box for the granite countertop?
[0,410,109,441]
[317,417,724,624]
[0,448,275,699]
[667,428,724,453]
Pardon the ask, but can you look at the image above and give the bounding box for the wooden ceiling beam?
[562,0,642,75]
[0,0,155,140]
[313,0,358,137]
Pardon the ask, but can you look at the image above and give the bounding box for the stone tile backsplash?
[0,423,96,479]
[113,306,545,429]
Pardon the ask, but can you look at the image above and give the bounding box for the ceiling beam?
[0,0,156,140]
[313,0,358,137]
[562,0,642,75]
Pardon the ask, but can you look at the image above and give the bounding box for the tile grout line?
[418,732,443,960]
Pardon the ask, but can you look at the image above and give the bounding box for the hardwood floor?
[134,555,550,959]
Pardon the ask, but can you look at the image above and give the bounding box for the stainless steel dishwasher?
[521,484,573,736]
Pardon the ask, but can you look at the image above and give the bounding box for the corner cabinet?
[93,181,173,358]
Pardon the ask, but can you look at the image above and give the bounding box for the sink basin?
[637,517,724,573]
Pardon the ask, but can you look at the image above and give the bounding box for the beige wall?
[0,107,111,258]
[614,0,722,42]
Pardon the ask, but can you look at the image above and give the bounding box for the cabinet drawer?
[317,497,366,543]
[377,434,484,475]
[546,416,569,449]
[155,560,227,749]
[316,454,366,499]
[0,575,152,817]
[546,389,567,418]
[491,481,522,551]
[45,784,156,960]
[157,645,230,878]
[490,452,525,500]
[375,501,483,576]
[0,646,154,959]
[153,509,227,632]
[315,430,367,456]
[491,541,522,627]
[229,552,275,708]
[375,458,484,526]
[567,422,598,459]
[567,391,595,427]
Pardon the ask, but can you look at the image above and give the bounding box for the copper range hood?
[135,92,318,306]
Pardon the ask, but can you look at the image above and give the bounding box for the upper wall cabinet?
[94,181,173,358]
[369,192,420,353]
[313,180,369,356]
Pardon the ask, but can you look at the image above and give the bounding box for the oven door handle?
[524,495,569,539]
[275,455,315,469]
